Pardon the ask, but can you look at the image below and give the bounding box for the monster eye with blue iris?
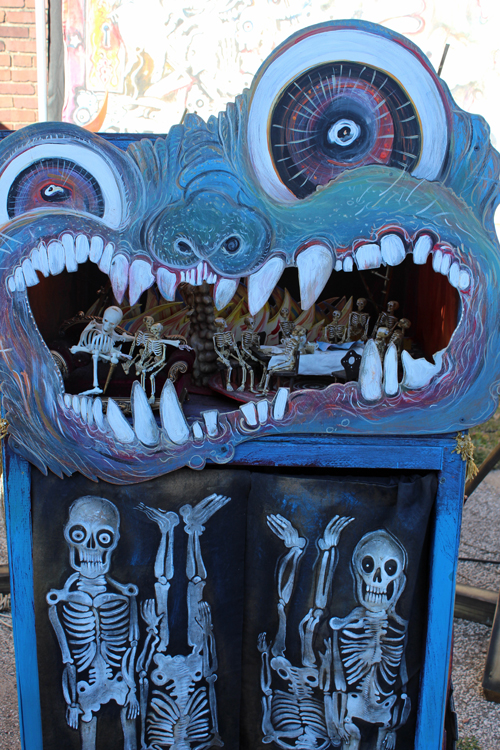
[7,157,105,218]
[270,62,421,198]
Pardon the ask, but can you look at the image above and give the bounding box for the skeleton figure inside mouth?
[259,516,410,750]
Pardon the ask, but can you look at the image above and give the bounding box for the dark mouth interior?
[27,254,459,414]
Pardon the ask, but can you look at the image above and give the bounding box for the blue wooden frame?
[2,432,465,750]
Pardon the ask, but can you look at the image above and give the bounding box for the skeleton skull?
[64,495,120,578]
[352,530,407,613]
[101,305,123,334]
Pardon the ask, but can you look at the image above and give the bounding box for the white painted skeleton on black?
[260,517,410,750]
[135,493,230,750]
[47,496,139,750]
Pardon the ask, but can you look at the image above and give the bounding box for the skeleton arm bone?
[47,601,81,728]
[122,594,139,719]
[258,633,275,740]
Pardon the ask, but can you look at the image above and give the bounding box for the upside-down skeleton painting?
[2,19,500,483]
[260,515,409,750]
[47,492,230,750]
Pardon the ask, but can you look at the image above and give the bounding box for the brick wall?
[0,0,39,130]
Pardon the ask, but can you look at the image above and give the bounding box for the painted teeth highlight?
[296,244,334,310]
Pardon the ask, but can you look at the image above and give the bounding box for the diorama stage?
[33,466,436,750]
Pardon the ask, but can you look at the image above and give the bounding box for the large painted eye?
[248,25,449,202]
[7,158,104,217]
[270,63,421,198]
[69,525,87,544]
[0,141,124,227]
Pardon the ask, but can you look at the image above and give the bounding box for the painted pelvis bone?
[1,19,500,483]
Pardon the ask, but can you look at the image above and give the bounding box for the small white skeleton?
[239,315,265,393]
[346,299,370,343]
[213,317,249,392]
[135,493,230,750]
[261,326,303,394]
[123,318,191,403]
[258,513,353,750]
[372,302,400,340]
[47,496,139,750]
[389,319,411,358]
[70,305,135,395]
[279,308,295,342]
[324,311,346,345]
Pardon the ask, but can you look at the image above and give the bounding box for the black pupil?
[41,184,71,202]
[385,559,397,576]
[177,241,191,253]
[224,237,240,253]
[97,530,114,548]
[362,556,374,573]
[70,525,86,543]
[340,127,351,140]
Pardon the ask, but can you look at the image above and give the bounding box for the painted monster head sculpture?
[1,20,500,483]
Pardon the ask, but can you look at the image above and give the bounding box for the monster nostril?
[223,236,241,253]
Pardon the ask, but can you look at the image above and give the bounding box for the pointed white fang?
[335,260,342,272]
[413,234,433,264]
[432,249,443,272]
[192,421,204,440]
[402,349,444,389]
[458,269,471,290]
[214,277,239,310]
[343,256,353,272]
[93,398,105,431]
[48,240,66,275]
[98,242,114,275]
[75,234,90,263]
[355,243,382,270]
[273,387,289,421]
[297,244,334,310]
[157,267,178,301]
[247,257,285,315]
[72,394,81,415]
[61,234,77,272]
[448,262,460,288]
[440,253,452,275]
[239,401,258,427]
[107,398,135,443]
[63,393,72,408]
[129,259,155,305]
[202,409,219,437]
[383,343,398,397]
[22,258,39,287]
[89,236,104,263]
[80,396,88,424]
[109,254,129,303]
[7,276,15,293]
[131,381,159,447]
[257,399,269,424]
[381,234,405,266]
[160,379,190,444]
[359,339,383,401]
[34,242,50,277]
[14,267,26,292]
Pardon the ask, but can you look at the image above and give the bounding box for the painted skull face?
[64,495,120,578]
[1,20,500,483]
[352,530,407,613]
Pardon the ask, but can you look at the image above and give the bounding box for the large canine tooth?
[107,398,135,443]
[359,340,383,401]
[273,387,289,421]
[93,398,106,431]
[248,257,285,315]
[381,234,405,266]
[131,381,159,447]
[32,242,50,277]
[160,379,190,444]
[202,409,219,437]
[413,234,433,264]
[89,236,104,263]
[448,262,460,288]
[14,267,26,292]
[192,422,204,440]
[110,254,129,303]
[98,242,114,275]
[458,269,471,290]
[61,233,77,272]
[214,277,239,310]
[355,243,382,270]
[22,258,39,287]
[402,349,444,389]
[239,402,258,427]
[432,249,443,272]
[440,253,452,275]
[157,267,178,301]
[343,256,353,272]
[383,343,398,397]
[129,259,155,305]
[257,400,269,424]
[48,240,66,275]
[75,234,90,263]
[297,244,333,310]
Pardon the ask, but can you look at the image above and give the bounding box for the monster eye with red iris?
[270,62,421,198]
[7,158,105,218]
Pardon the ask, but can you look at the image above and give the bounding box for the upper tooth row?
[60,379,290,447]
